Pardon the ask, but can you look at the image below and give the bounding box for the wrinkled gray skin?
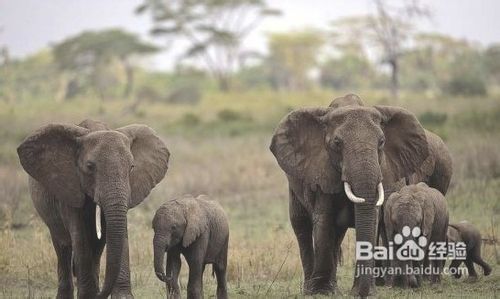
[447,221,492,280]
[17,119,169,299]
[384,183,449,288]
[153,195,229,299]
[270,94,452,296]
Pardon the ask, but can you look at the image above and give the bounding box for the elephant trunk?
[355,204,378,297]
[344,148,381,296]
[153,236,167,282]
[96,199,128,299]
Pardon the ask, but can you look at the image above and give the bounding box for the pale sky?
[1,0,499,70]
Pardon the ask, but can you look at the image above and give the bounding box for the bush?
[419,111,448,127]
[453,106,500,132]
[444,74,487,96]
[217,109,250,122]
[166,84,201,105]
[179,113,201,127]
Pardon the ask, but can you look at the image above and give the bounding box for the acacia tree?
[329,1,430,98]
[369,0,430,98]
[267,30,324,91]
[136,0,281,91]
[53,29,158,100]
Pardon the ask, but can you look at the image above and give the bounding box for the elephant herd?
[16,94,491,298]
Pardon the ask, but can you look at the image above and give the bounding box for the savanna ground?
[0,90,499,298]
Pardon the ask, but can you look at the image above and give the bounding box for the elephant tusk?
[96,205,102,240]
[376,183,385,206]
[344,182,366,203]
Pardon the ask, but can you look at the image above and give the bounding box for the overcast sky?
[1,0,499,69]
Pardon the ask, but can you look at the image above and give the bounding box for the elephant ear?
[270,107,341,194]
[117,125,170,208]
[375,106,429,180]
[182,197,209,247]
[17,124,89,207]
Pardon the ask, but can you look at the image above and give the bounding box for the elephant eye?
[333,136,343,148]
[130,164,135,173]
[171,225,176,231]
[378,137,385,148]
[86,161,96,172]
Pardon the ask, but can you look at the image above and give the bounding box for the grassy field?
[0,90,499,298]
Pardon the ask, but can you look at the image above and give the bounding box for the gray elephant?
[269,94,452,296]
[384,182,449,288]
[17,119,169,299]
[447,221,492,280]
[153,194,229,299]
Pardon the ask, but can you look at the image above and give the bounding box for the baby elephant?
[384,182,449,287]
[447,221,492,280]
[153,194,229,299]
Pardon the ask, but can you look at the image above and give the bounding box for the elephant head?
[17,120,169,298]
[152,196,208,282]
[270,94,429,296]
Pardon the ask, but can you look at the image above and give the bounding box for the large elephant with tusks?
[270,94,452,296]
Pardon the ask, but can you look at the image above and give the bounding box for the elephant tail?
[212,264,216,278]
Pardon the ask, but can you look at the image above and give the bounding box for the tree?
[399,33,476,92]
[136,0,280,91]
[329,1,430,98]
[484,44,500,85]
[368,0,430,98]
[267,30,324,91]
[320,54,375,90]
[53,29,158,100]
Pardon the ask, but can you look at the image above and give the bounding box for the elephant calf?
[153,194,229,299]
[447,221,492,280]
[384,182,449,287]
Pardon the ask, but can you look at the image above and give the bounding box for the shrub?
[419,111,448,127]
[444,73,487,96]
[217,109,250,122]
[166,84,201,105]
[179,113,201,127]
[453,106,500,132]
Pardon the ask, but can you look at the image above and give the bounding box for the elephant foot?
[56,285,73,299]
[303,277,336,295]
[111,290,134,299]
[350,278,376,297]
[409,275,420,288]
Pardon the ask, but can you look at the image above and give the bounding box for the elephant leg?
[214,240,228,299]
[186,260,204,299]
[465,258,478,280]
[330,226,347,291]
[449,259,462,278]
[111,233,134,299]
[289,191,314,293]
[430,259,442,284]
[165,251,181,299]
[65,208,99,299]
[51,234,74,299]
[310,211,335,294]
[471,244,492,276]
[214,262,228,299]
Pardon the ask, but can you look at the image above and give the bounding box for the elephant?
[269,94,452,296]
[447,221,492,280]
[384,182,449,287]
[153,194,229,299]
[17,119,170,299]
